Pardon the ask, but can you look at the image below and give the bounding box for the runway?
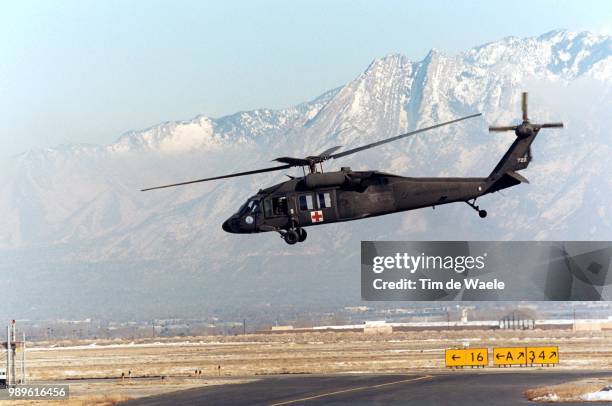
[122,370,612,405]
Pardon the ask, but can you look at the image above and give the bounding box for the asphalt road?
[122,370,612,405]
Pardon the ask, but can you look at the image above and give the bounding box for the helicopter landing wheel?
[466,199,488,219]
[284,229,299,245]
[297,228,307,242]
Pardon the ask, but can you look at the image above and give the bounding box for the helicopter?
[142,92,563,244]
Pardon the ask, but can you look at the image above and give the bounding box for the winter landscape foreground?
[1,327,611,405]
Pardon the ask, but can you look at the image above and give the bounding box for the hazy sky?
[1,0,610,158]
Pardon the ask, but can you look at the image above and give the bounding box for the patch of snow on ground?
[533,393,560,402]
[582,387,612,401]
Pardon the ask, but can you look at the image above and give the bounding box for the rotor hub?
[515,123,535,138]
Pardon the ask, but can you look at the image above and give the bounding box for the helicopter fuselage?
[222,167,497,236]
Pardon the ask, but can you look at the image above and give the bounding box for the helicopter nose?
[222,219,233,233]
[222,217,240,233]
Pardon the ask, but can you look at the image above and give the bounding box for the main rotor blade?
[273,157,311,166]
[141,164,292,191]
[317,145,342,158]
[329,113,482,160]
[538,122,564,128]
[522,92,528,121]
[488,126,517,132]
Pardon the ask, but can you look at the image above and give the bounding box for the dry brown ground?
[25,329,612,379]
[4,328,611,404]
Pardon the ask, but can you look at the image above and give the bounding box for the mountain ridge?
[11,29,607,160]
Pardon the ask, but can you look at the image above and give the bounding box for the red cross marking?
[311,210,324,222]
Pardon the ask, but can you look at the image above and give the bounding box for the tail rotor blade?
[522,92,528,121]
[489,126,517,132]
[539,122,564,129]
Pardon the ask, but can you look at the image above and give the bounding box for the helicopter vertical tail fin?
[488,136,535,180]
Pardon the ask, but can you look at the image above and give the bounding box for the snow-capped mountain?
[1,30,610,320]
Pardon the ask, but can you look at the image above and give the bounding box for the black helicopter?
[142,93,563,244]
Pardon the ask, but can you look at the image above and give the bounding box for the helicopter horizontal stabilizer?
[487,171,525,194]
[506,171,529,184]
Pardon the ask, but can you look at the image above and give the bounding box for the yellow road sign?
[526,346,559,365]
[493,347,527,366]
[445,348,488,367]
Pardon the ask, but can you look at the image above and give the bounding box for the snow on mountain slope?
[0,30,610,319]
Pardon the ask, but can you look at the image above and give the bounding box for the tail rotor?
[522,91,528,122]
[487,91,564,178]
[488,92,564,137]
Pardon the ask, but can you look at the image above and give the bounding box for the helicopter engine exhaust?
[304,172,348,188]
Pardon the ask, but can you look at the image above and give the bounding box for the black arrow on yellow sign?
[496,350,525,361]
[452,354,460,361]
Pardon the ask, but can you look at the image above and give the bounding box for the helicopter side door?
[296,192,316,226]
[263,195,292,229]
[296,189,337,226]
[314,189,337,223]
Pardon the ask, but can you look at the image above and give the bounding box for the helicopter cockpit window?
[318,192,332,208]
[264,196,288,217]
[299,194,314,211]
[240,199,260,214]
